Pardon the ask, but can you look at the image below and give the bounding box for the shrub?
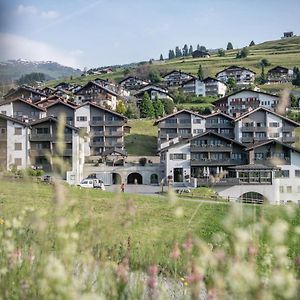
[139,157,147,166]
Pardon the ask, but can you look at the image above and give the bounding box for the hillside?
[46,37,300,93]
[0,59,82,83]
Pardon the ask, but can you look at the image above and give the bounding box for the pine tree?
[168,50,175,60]
[292,67,300,86]
[197,64,204,80]
[153,96,164,118]
[175,46,182,58]
[159,54,163,61]
[140,92,155,118]
[226,42,233,50]
[249,40,255,47]
[188,45,193,56]
[259,65,267,84]
[182,44,189,56]
[116,101,127,115]
[197,44,200,51]
[199,45,207,52]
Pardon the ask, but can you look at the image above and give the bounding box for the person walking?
[121,182,125,193]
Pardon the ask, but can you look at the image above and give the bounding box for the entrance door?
[173,168,183,182]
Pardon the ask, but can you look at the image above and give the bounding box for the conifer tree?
[140,92,155,118]
[153,96,164,118]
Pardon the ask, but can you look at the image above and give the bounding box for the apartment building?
[267,66,294,84]
[205,112,235,139]
[74,81,118,110]
[4,86,47,103]
[234,107,299,144]
[162,70,194,86]
[75,102,127,158]
[29,117,84,184]
[47,100,77,125]
[203,77,227,97]
[182,78,206,96]
[154,110,206,149]
[135,85,173,105]
[0,114,29,170]
[216,66,256,86]
[214,89,280,116]
[0,98,46,122]
[119,76,149,90]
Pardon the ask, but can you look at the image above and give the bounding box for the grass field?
[125,119,157,156]
[1,179,300,298]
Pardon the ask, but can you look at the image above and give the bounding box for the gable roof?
[0,113,28,126]
[205,111,235,120]
[46,99,77,110]
[267,66,290,73]
[202,76,227,85]
[234,106,300,126]
[74,81,118,97]
[101,148,127,157]
[160,130,246,152]
[215,65,256,76]
[245,139,300,154]
[134,87,172,98]
[154,109,204,125]
[29,116,79,131]
[4,86,47,98]
[77,101,127,121]
[213,88,279,105]
[0,98,46,111]
[162,70,193,78]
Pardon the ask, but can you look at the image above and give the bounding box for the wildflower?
[186,263,203,285]
[147,264,158,298]
[0,218,4,225]
[247,243,258,257]
[182,234,193,253]
[170,242,181,260]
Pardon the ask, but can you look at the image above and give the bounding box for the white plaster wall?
[195,80,206,96]
[191,114,205,135]
[0,103,13,116]
[75,105,91,156]
[266,112,283,139]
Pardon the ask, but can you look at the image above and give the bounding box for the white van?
[79,179,105,190]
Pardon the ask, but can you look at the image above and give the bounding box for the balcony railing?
[160,133,178,139]
[191,158,244,166]
[89,120,124,126]
[191,144,232,152]
[282,126,295,132]
[241,126,267,132]
[104,131,123,137]
[90,141,105,147]
[241,137,254,143]
[30,134,52,141]
[29,149,51,156]
[282,136,296,143]
[197,177,272,186]
[206,123,233,129]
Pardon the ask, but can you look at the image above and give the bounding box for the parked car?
[79,179,105,190]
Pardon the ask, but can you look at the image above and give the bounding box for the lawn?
[125,119,157,156]
[1,179,300,298]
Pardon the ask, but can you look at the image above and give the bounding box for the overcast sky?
[0,0,299,69]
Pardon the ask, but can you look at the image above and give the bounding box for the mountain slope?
[0,59,82,83]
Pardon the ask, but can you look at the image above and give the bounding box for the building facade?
[162,70,194,86]
[216,66,256,86]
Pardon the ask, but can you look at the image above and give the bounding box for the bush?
[139,157,147,166]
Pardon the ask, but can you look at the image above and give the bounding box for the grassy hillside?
[46,37,300,93]
[125,119,157,156]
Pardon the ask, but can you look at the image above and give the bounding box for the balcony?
[90,141,105,147]
[30,134,52,141]
[282,126,295,132]
[254,157,290,165]
[105,121,124,126]
[191,159,244,166]
[177,123,191,128]
[206,123,233,129]
[90,131,104,137]
[159,123,179,128]
[191,144,232,152]
[29,149,51,156]
[241,137,254,143]
[104,131,123,137]
[282,136,296,143]
[197,177,272,186]
[241,126,267,132]
[160,133,178,139]
[52,134,73,143]
[90,120,105,126]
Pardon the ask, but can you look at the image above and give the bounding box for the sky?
[0,0,299,70]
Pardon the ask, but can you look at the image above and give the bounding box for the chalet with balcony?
[29,117,84,184]
[191,50,210,58]
[0,98,46,122]
[216,66,256,86]
[202,77,227,97]
[154,109,206,149]
[46,100,77,125]
[213,89,280,117]
[134,85,174,105]
[3,86,47,103]
[74,81,118,110]
[234,107,300,144]
[119,76,149,90]
[205,112,235,139]
[74,102,127,158]
[182,78,206,96]
[267,66,294,84]
[162,70,194,86]
[0,114,29,170]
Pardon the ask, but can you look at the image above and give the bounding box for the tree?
[125,102,140,119]
[123,68,130,76]
[116,101,126,115]
[175,46,182,58]
[17,72,46,85]
[199,45,207,52]
[153,96,164,118]
[162,98,175,115]
[197,44,200,51]
[159,54,163,61]
[227,77,237,90]
[292,67,300,86]
[197,64,204,80]
[140,92,155,118]
[218,49,225,57]
[168,50,175,60]
[258,65,267,84]
[188,45,193,56]
[236,47,249,59]
[149,70,161,83]
[290,94,298,107]
[182,44,189,56]
[260,58,271,67]
[226,42,233,50]
[249,40,255,47]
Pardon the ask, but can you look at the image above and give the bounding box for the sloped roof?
[74,81,118,96]
[0,113,28,126]
[215,65,256,76]
[153,109,204,125]
[245,139,300,153]
[29,116,79,131]
[162,69,193,78]
[205,111,235,120]
[46,99,77,110]
[0,98,46,111]
[101,148,127,157]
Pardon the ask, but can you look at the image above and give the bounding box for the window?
[193,118,202,124]
[14,158,22,166]
[275,170,289,178]
[77,116,87,122]
[179,118,190,124]
[193,129,203,134]
[92,116,103,121]
[14,143,22,151]
[232,153,242,160]
[36,127,49,134]
[296,170,300,177]
[165,118,177,124]
[270,132,280,138]
[286,186,292,193]
[255,153,264,160]
[0,128,6,134]
[170,153,187,160]
[279,186,284,193]
[14,128,22,135]
[269,122,279,127]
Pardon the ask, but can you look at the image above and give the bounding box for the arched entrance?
[127,173,143,184]
[150,174,159,184]
[239,192,266,204]
[112,173,122,184]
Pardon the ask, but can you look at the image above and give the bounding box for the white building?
[182,78,206,96]
[216,66,256,86]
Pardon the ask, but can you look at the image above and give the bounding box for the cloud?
[0,33,81,68]
[16,4,59,20]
